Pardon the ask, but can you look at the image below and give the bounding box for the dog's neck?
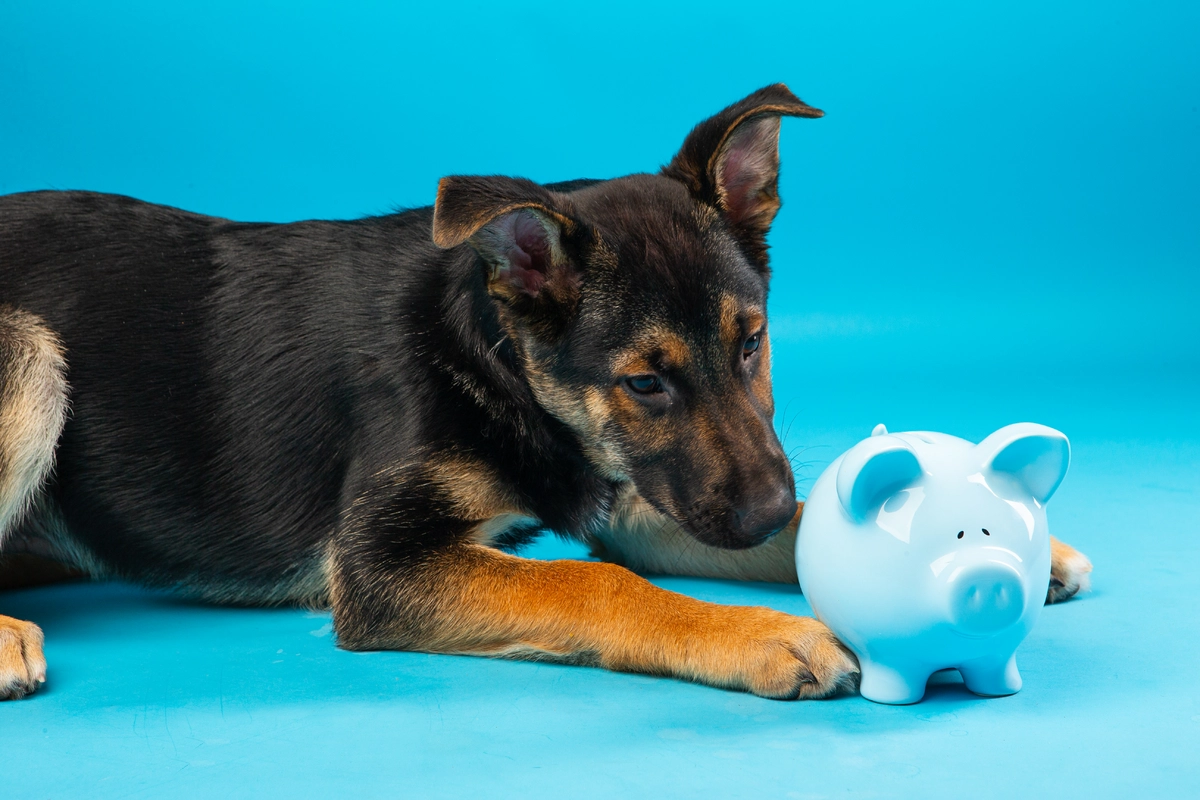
[425,246,619,538]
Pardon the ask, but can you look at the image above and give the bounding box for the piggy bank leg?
[858,659,929,704]
[958,653,1022,697]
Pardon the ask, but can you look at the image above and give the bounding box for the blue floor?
[3,1,1197,795]
[4,369,1198,798]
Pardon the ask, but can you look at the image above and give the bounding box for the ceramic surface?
[796,422,1069,704]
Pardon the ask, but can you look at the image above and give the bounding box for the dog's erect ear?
[433,176,582,308]
[663,83,823,266]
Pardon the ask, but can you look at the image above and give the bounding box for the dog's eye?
[625,375,664,395]
[742,333,762,358]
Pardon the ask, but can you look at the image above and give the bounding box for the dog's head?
[433,84,821,549]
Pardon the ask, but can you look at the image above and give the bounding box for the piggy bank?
[795,422,1069,704]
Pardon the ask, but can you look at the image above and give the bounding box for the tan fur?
[579,387,629,480]
[0,615,45,700]
[0,308,69,546]
[749,331,774,413]
[359,542,856,699]
[523,358,593,432]
[427,454,540,546]
[521,358,632,481]
[590,486,800,583]
[719,299,765,351]
[609,327,693,374]
[691,202,721,231]
[721,295,775,414]
[718,294,741,350]
[428,454,526,522]
[606,385,677,454]
[718,296,767,356]
[1048,536,1093,603]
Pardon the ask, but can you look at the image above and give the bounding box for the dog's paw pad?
[0,616,46,700]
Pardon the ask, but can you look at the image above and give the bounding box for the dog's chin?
[683,524,780,552]
[635,492,783,551]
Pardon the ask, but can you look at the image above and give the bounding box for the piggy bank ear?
[977,423,1070,504]
[836,437,923,521]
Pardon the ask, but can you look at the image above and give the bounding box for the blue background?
[1,1,1197,797]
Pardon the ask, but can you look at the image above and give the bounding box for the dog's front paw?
[0,616,46,700]
[702,607,859,700]
[1047,537,1092,604]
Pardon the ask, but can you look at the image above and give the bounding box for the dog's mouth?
[628,474,797,550]
[689,516,793,550]
[660,501,792,551]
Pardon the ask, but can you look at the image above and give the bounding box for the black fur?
[0,84,824,623]
[0,190,613,596]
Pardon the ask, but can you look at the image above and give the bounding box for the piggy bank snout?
[946,560,1026,637]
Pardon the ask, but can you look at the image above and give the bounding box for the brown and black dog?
[0,85,1092,700]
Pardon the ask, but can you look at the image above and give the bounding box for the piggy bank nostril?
[982,528,990,536]
[957,531,964,539]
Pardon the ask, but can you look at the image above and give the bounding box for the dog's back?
[0,191,444,601]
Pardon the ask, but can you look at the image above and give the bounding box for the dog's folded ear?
[433,176,582,313]
[662,83,823,268]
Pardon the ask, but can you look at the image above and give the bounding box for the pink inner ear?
[506,212,551,296]
[721,149,759,221]
[716,115,780,225]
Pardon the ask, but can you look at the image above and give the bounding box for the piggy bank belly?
[796,458,1052,705]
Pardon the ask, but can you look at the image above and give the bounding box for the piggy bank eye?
[982,528,990,535]
[956,530,964,539]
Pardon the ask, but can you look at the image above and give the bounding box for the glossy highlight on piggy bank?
[796,423,1069,704]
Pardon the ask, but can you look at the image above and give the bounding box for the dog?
[0,84,1093,700]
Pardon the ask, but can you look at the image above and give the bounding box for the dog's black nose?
[736,489,798,543]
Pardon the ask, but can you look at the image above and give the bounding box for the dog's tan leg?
[0,615,45,699]
[332,541,856,699]
[0,307,69,541]
[1047,536,1092,603]
[332,459,856,699]
[0,306,69,700]
[588,487,800,583]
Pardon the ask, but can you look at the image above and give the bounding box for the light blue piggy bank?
[795,422,1069,704]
